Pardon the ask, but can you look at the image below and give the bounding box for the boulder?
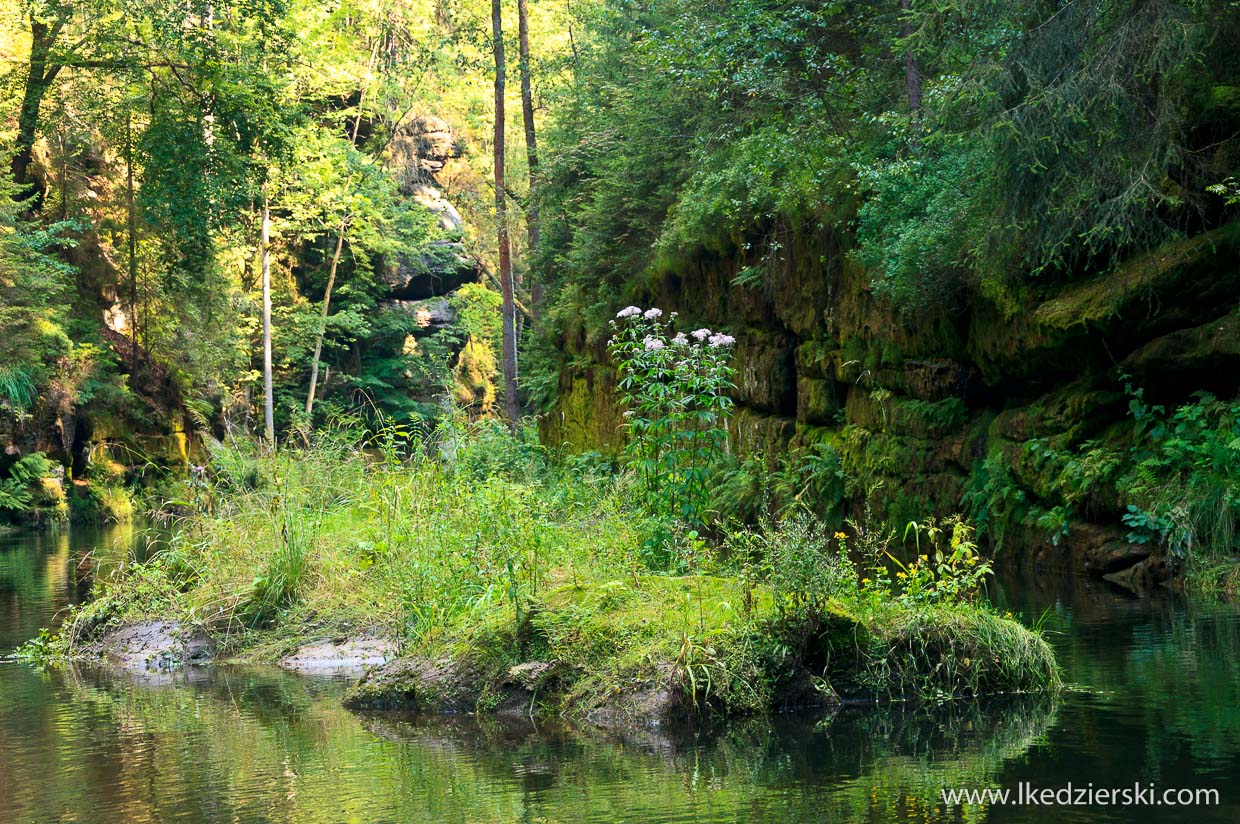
[1122,311,1240,396]
[1084,541,1152,576]
[1104,555,1171,593]
[279,637,397,676]
[343,655,483,712]
[88,620,213,672]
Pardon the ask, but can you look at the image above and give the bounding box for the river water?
[2,525,1238,823]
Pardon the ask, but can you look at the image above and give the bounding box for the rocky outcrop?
[279,637,396,676]
[344,655,486,712]
[382,115,479,301]
[382,245,477,300]
[541,221,1240,576]
[385,297,457,334]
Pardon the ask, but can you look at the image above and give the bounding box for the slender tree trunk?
[517,0,542,307]
[305,227,345,417]
[261,191,275,446]
[126,109,139,375]
[493,0,520,427]
[900,0,922,118]
[12,14,67,206]
[58,133,68,220]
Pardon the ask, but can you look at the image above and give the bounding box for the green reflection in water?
[0,663,1057,824]
[4,527,1240,824]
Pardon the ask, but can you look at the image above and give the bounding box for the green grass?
[33,418,1059,718]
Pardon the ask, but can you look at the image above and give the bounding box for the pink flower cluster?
[614,307,735,348]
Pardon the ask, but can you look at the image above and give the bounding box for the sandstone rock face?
[389,114,463,190]
[382,243,476,300]
[384,296,457,334]
[380,114,479,300]
[543,220,1240,576]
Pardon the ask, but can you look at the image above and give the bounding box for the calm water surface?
[2,525,1239,823]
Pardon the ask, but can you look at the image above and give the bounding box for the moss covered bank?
[26,431,1059,728]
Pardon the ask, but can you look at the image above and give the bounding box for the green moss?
[541,372,625,455]
[888,397,968,438]
[847,606,1060,700]
[795,340,835,380]
[353,572,1058,722]
[727,409,796,459]
[797,377,842,425]
[1035,222,1240,330]
[731,334,796,413]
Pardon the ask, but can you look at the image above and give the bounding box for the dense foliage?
[2,1,1237,592]
[534,0,1240,319]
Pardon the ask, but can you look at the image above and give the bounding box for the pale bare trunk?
[126,109,139,373]
[493,0,519,427]
[261,191,275,446]
[517,0,539,250]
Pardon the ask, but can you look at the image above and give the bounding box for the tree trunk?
[900,0,922,118]
[517,0,540,288]
[12,13,68,206]
[126,109,139,374]
[493,0,520,427]
[304,228,345,417]
[261,191,276,446]
[515,0,540,304]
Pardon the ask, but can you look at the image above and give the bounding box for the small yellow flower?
[896,571,907,579]
[861,577,871,585]
[834,532,847,540]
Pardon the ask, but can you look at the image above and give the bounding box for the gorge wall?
[541,220,1240,577]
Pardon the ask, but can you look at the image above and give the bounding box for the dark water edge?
[2,527,1239,823]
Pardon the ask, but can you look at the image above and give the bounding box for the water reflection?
[1,527,1239,823]
[0,663,1059,824]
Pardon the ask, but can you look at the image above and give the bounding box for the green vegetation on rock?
[29,423,1057,722]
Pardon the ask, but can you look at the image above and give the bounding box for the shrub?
[1120,386,1239,577]
[607,306,736,529]
[0,452,56,521]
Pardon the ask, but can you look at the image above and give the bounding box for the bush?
[608,306,736,528]
[1120,387,1239,579]
[0,452,57,522]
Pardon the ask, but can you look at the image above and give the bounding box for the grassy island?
[31,417,1058,727]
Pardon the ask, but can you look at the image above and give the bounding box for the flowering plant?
[608,306,736,527]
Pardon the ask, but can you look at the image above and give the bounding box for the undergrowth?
[25,417,1059,715]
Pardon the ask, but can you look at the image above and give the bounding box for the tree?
[10,1,72,199]
[517,0,540,267]
[492,0,519,426]
[0,171,73,407]
[260,187,275,446]
[899,0,921,118]
[284,129,420,418]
